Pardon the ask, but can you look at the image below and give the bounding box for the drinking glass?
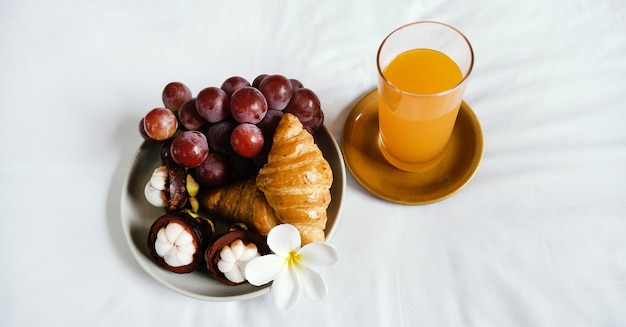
[377,21,474,171]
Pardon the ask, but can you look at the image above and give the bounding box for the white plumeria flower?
[245,224,338,309]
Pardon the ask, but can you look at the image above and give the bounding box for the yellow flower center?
[287,250,301,268]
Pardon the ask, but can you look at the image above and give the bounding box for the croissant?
[197,177,280,236]
[256,113,333,244]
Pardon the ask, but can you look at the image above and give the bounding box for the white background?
[2,0,625,326]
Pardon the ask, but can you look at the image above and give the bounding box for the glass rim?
[376,21,475,97]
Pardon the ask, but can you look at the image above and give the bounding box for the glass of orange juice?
[377,21,474,172]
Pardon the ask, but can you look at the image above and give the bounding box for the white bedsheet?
[1,0,624,326]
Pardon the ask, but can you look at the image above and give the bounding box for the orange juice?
[378,48,464,171]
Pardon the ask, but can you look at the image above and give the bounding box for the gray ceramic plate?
[120,125,345,301]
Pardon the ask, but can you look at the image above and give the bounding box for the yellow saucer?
[341,89,483,205]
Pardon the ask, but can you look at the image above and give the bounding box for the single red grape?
[178,98,206,130]
[303,108,324,134]
[256,109,283,137]
[221,76,250,97]
[138,118,156,142]
[196,87,230,123]
[284,88,321,123]
[170,131,209,168]
[161,139,173,163]
[230,87,268,124]
[143,107,178,141]
[290,78,303,90]
[162,82,192,111]
[252,74,268,88]
[230,123,264,158]
[259,74,293,110]
[207,119,237,156]
[193,153,230,188]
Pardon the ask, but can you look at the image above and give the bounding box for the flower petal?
[298,265,327,302]
[244,254,284,286]
[272,265,300,309]
[267,224,301,256]
[298,242,338,267]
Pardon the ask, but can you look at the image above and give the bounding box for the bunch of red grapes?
[139,74,324,188]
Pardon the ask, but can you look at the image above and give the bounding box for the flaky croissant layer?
[256,113,332,244]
